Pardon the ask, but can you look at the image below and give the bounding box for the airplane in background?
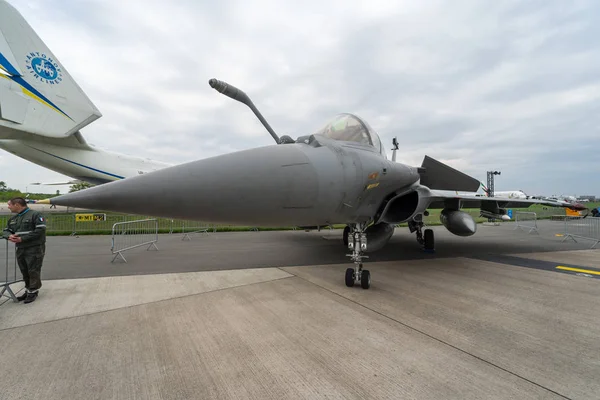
[0,0,172,186]
[479,182,530,200]
[493,190,529,200]
[558,195,577,202]
[479,186,587,215]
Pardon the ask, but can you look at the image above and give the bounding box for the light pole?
[486,170,501,197]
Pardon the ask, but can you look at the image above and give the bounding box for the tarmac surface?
[1,220,599,399]
[23,220,599,280]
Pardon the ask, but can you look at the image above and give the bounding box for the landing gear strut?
[344,223,371,289]
[408,218,435,252]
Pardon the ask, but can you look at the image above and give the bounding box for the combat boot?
[16,291,28,302]
[24,291,38,304]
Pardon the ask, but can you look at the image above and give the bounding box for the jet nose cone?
[48,144,322,226]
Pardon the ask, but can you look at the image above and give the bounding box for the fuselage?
[49,135,421,227]
[493,190,528,199]
[0,139,171,185]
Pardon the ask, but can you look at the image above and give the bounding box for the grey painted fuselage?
[49,135,420,227]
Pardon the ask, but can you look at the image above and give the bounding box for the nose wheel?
[344,265,371,289]
[423,228,435,251]
[344,224,371,289]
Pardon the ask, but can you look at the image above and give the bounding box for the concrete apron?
[0,257,598,399]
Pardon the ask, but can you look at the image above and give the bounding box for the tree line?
[0,181,94,202]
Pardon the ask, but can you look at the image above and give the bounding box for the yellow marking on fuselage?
[366,182,380,190]
[556,266,600,276]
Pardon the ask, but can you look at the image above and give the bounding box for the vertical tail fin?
[0,0,101,138]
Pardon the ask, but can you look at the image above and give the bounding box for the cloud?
[1,0,599,198]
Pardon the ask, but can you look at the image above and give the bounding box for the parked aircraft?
[0,0,171,186]
[7,0,584,289]
[493,190,529,199]
[41,78,586,289]
[478,188,587,215]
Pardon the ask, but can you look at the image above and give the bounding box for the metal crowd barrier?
[181,220,211,241]
[561,216,600,249]
[0,239,22,302]
[0,213,237,236]
[111,219,159,263]
[514,211,539,234]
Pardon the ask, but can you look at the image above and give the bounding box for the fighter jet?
[40,76,587,289]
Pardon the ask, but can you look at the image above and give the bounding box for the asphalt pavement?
[30,220,594,280]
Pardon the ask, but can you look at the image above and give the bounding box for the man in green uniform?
[2,197,47,303]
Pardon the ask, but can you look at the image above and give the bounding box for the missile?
[479,210,511,221]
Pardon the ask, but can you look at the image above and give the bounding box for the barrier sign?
[76,213,107,222]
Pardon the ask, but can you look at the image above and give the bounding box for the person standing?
[2,197,47,303]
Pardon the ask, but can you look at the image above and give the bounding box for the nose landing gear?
[344,223,371,289]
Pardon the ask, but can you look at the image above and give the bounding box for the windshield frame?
[313,113,386,157]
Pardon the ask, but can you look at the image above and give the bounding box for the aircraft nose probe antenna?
[391,137,399,162]
[209,78,294,144]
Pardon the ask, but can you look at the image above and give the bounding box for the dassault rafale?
[1,0,584,289]
[41,78,585,289]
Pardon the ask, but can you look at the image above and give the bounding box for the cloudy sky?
[2,0,599,196]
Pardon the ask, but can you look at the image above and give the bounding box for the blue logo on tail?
[25,52,63,85]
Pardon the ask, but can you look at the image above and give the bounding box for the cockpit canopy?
[313,113,385,156]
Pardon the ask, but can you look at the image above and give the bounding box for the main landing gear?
[344,223,371,289]
[408,217,435,252]
[342,217,435,289]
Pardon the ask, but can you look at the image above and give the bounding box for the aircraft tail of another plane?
[0,0,101,139]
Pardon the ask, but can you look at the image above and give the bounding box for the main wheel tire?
[360,270,371,289]
[424,229,434,250]
[345,268,355,287]
[343,226,350,247]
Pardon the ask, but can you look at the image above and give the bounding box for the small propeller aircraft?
[40,77,587,289]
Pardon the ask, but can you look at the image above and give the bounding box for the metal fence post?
[0,240,21,302]
[71,213,77,236]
